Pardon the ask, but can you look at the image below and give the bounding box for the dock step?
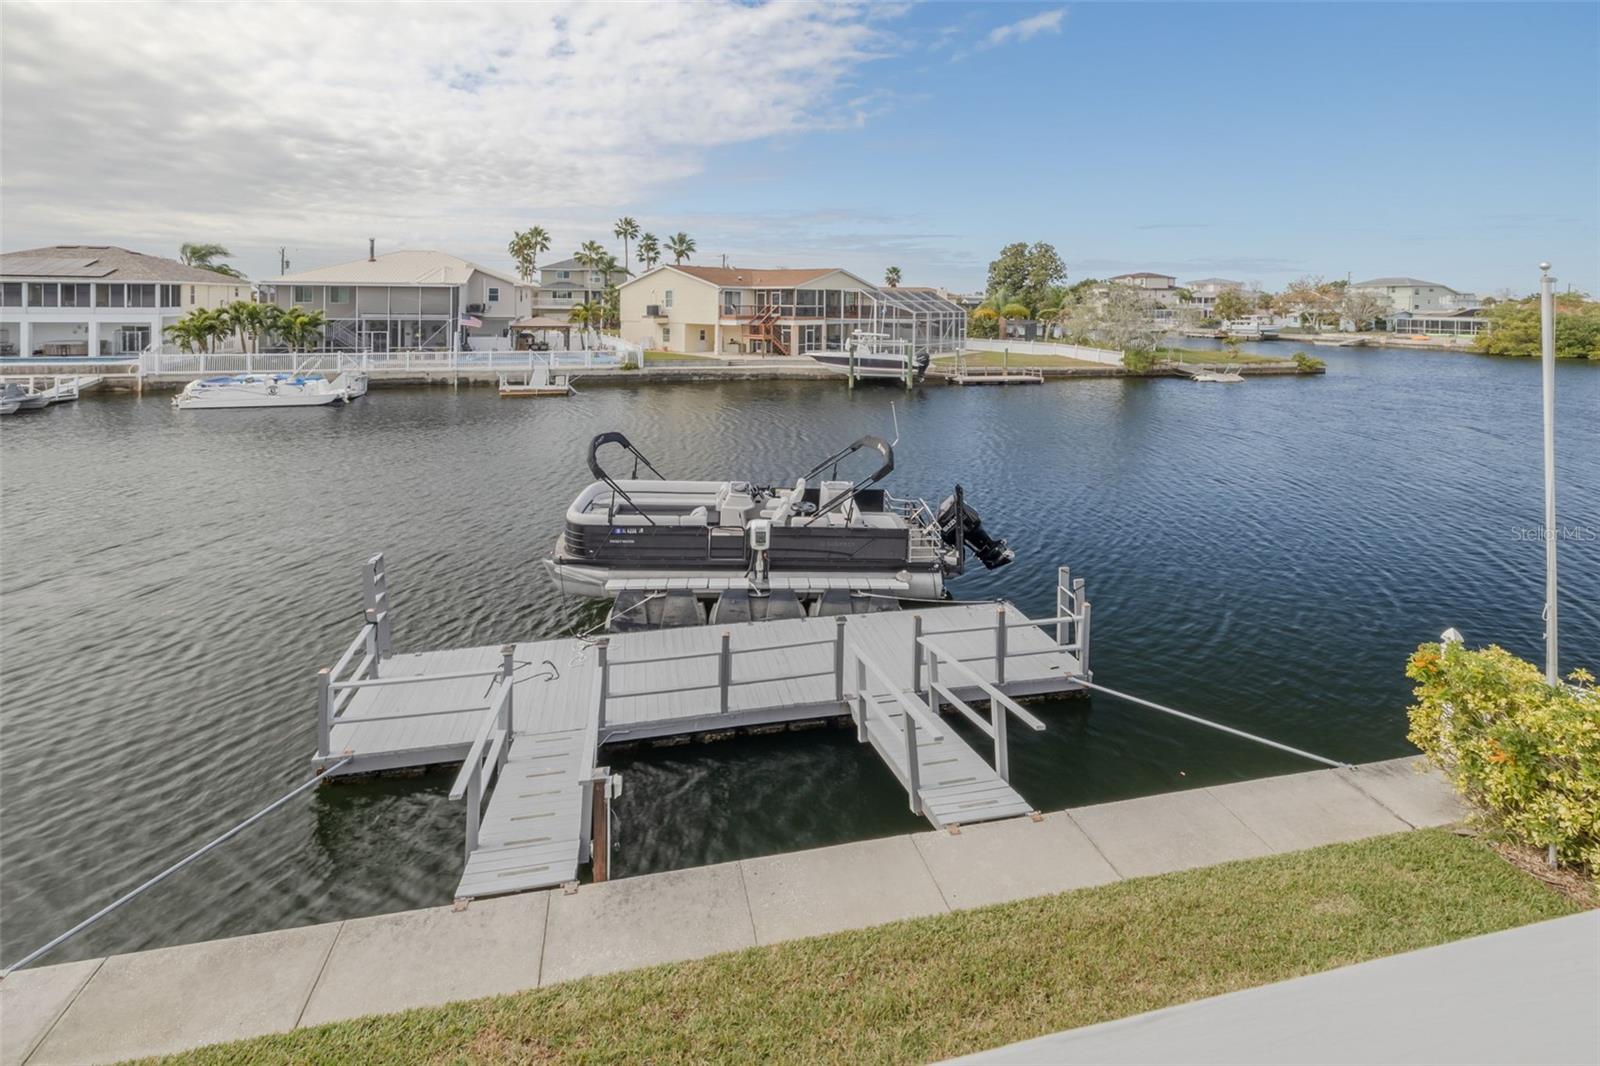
[863,704,1031,828]
[456,726,590,898]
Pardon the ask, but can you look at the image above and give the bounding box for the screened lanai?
[867,287,967,354]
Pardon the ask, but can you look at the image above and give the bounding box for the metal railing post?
[911,614,924,698]
[363,613,379,678]
[719,630,732,714]
[499,644,516,767]
[904,714,921,815]
[316,667,333,758]
[992,694,1010,781]
[854,656,868,741]
[924,648,940,710]
[995,605,1008,685]
[465,763,481,862]
[1079,600,1092,680]
[1057,566,1071,646]
[833,616,846,703]
[596,639,610,729]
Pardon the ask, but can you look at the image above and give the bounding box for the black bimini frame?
[797,435,895,525]
[587,431,667,525]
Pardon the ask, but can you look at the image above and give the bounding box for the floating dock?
[315,556,1092,901]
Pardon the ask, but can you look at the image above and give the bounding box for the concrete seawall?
[2,757,1464,1065]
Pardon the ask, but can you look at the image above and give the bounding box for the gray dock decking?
[315,558,1091,899]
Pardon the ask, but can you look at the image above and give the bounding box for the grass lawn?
[1156,346,1280,365]
[953,350,1109,369]
[150,831,1581,1066]
[643,349,722,365]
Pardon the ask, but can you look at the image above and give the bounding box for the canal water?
[3,345,1596,964]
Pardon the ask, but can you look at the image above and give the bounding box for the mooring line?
[1080,681,1349,769]
[2,756,353,977]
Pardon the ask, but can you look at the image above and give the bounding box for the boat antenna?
[889,401,900,447]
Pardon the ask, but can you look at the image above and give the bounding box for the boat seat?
[763,477,807,527]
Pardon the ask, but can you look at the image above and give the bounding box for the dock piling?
[590,768,611,882]
[718,630,732,714]
[833,616,846,703]
[910,614,924,699]
[315,668,332,759]
[995,606,1009,685]
[1057,566,1071,646]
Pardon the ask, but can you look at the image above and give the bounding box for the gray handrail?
[918,637,1047,731]
[3,756,352,975]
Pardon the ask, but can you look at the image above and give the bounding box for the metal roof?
[269,250,522,288]
[1352,277,1458,290]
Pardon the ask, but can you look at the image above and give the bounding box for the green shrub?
[1292,351,1325,372]
[1406,641,1599,871]
[1122,348,1159,373]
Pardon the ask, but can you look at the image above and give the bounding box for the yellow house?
[619,265,965,356]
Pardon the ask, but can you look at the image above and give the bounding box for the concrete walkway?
[2,757,1467,1065]
[948,910,1600,1065]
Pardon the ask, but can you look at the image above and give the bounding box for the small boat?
[0,383,25,416]
[1190,366,1245,383]
[546,430,1014,604]
[173,372,364,410]
[10,384,50,411]
[806,332,931,382]
[499,367,575,397]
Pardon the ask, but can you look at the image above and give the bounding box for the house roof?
[269,250,523,288]
[1185,277,1245,288]
[541,257,629,275]
[1,245,244,283]
[1110,271,1177,281]
[625,264,861,289]
[1352,277,1458,291]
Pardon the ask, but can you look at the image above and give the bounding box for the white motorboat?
[172,371,365,410]
[805,332,931,381]
[0,383,25,416]
[1190,366,1245,383]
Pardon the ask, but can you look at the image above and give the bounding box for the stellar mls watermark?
[1513,524,1597,542]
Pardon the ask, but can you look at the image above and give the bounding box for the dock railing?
[918,630,1046,781]
[848,646,946,816]
[447,646,517,861]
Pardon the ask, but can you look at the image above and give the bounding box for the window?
[60,283,90,307]
[28,282,58,307]
[127,284,157,308]
[327,286,352,303]
[487,286,500,303]
[1,282,20,307]
[97,284,124,308]
[664,290,673,308]
[293,286,314,304]
[698,329,706,342]
[189,286,196,303]
[557,270,570,279]
[160,285,181,307]
[662,326,671,342]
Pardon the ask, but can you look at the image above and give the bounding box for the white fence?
[140,347,635,377]
[959,339,1124,365]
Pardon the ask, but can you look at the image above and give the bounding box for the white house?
[527,257,629,320]
[1349,277,1475,315]
[260,248,533,350]
[618,265,965,356]
[0,245,249,357]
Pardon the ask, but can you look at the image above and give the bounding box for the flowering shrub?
[1407,641,1599,872]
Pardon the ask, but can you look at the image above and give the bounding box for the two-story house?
[618,265,965,356]
[261,248,532,350]
[527,257,630,320]
[1349,277,1474,315]
[0,245,249,357]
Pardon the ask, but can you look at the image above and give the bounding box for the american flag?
[458,314,482,328]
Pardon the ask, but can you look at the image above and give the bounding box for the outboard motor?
[913,349,932,376]
[937,485,1014,571]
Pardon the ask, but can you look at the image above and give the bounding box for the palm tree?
[568,301,599,345]
[278,308,327,352]
[666,232,695,265]
[576,240,606,271]
[508,226,551,282]
[637,233,660,271]
[884,266,902,288]
[163,317,204,354]
[613,218,639,276]
[178,242,244,278]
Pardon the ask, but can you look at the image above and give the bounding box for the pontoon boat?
[545,432,1013,605]
[172,371,366,409]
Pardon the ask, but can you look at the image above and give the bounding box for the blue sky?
[4,2,1596,295]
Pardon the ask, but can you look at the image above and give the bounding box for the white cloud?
[0,1,891,275]
[984,8,1064,48]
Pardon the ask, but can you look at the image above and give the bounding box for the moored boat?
[172,371,365,409]
[805,331,931,381]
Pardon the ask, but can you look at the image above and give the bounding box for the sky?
[2,1,1596,296]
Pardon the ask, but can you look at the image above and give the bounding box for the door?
[117,325,151,354]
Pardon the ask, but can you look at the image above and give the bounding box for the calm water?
[2,346,1596,965]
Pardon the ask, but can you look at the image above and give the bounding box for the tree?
[968,306,999,339]
[277,308,327,352]
[985,241,1066,310]
[999,302,1031,320]
[666,232,695,265]
[1340,289,1388,332]
[568,301,600,344]
[1281,275,1341,331]
[1476,295,1600,360]
[576,240,606,271]
[179,242,244,278]
[1055,284,1164,354]
[637,232,660,271]
[613,217,639,276]
[1213,289,1251,323]
[508,226,550,282]
[884,266,901,287]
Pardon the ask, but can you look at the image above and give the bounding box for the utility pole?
[1538,263,1559,685]
[278,247,290,275]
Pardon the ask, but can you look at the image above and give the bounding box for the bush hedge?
[1407,640,1599,872]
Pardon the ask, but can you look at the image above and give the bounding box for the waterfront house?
[0,245,249,357]
[527,257,630,321]
[1388,307,1490,338]
[618,265,966,356]
[1350,276,1476,315]
[260,248,532,350]
[1183,277,1255,317]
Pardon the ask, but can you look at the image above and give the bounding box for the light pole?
[1538,263,1559,685]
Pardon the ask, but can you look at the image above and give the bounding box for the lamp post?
[1537,263,1559,685]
